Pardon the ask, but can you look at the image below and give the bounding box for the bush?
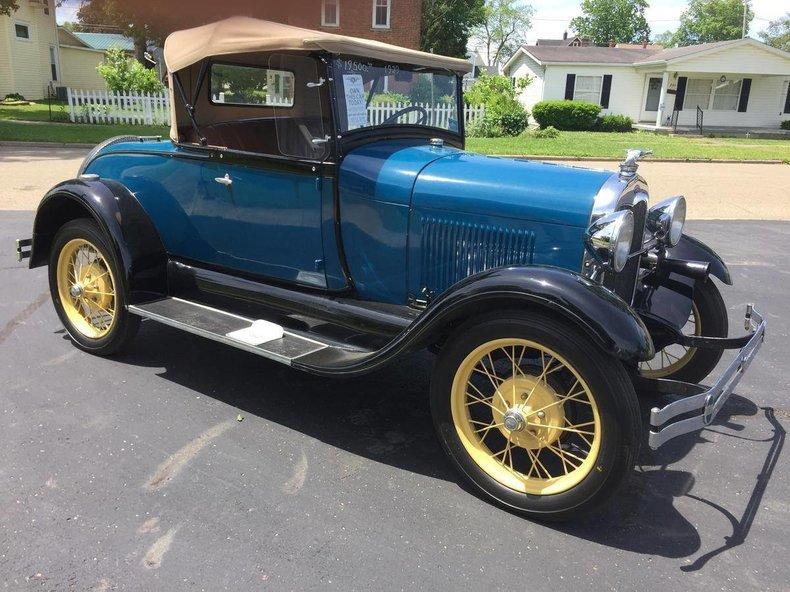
[532,125,560,139]
[97,47,164,93]
[596,114,633,132]
[3,92,25,101]
[464,73,530,137]
[782,120,790,130]
[532,100,601,131]
[369,91,410,105]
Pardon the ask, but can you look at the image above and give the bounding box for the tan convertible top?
[164,16,472,74]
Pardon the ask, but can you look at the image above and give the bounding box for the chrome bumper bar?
[16,238,32,262]
[648,305,766,450]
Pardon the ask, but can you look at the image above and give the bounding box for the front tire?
[639,279,728,383]
[430,312,640,521]
[48,219,139,355]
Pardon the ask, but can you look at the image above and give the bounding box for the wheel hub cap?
[492,376,565,449]
[69,284,83,298]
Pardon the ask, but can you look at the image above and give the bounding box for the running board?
[128,298,333,365]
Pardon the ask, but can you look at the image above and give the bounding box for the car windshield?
[332,57,460,134]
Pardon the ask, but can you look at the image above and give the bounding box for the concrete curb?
[1,141,787,164]
[1,140,95,149]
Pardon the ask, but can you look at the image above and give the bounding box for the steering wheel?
[382,105,428,126]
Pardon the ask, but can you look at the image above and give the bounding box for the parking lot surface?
[1,208,788,590]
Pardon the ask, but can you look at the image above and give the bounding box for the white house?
[503,38,790,130]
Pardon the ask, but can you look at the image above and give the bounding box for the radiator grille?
[419,216,535,296]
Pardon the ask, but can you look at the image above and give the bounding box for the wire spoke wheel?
[55,238,117,339]
[450,338,602,496]
[639,302,700,378]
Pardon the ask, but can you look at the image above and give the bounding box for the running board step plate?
[128,298,328,364]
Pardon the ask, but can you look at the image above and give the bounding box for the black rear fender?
[30,179,167,303]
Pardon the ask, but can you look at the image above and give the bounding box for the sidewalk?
[1,146,788,219]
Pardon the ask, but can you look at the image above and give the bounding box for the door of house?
[640,77,663,122]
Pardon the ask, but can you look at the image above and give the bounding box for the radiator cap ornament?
[619,148,653,179]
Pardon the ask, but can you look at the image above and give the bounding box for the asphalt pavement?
[0,211,788,591]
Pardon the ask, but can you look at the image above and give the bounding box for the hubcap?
[56,238,117,339]
[450,339,601,496]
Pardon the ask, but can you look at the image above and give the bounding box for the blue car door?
[200,54,330,288]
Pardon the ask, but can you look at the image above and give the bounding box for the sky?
[56,0,786,45]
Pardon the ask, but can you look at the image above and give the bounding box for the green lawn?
[467,131,790,162]
[1,101,788,161]
[0,120,169,144]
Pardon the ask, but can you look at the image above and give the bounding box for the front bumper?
[644,305,766,449]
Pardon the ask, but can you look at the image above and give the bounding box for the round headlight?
[586,209,635,273]
[647,196,686,247]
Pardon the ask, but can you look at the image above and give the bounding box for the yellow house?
[56,27,115,91]
[0,0,60,100]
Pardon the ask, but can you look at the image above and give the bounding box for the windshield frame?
[328,55,465,149]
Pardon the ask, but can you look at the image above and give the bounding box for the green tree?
[759,13,790,52]
[570,0,650,45]
[0,0,18,16]
[96,47,164,93]
[666,0,753,46]
[473,0,535,68]
[421,0,486,58]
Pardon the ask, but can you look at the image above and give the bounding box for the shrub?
[781,120,790,130]
[369,91,410,105]
[3,92,25,101]
[97,47,164,93]
[531,100,601,131]
[532,125,560,139]
[596,114,633,132]
[464,73,530,137]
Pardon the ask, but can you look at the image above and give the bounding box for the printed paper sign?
[343,74,368,130]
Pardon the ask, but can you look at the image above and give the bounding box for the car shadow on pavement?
[112,321,780,565]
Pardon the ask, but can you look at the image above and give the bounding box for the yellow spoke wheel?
[639,302,701,378]
[56,238,117,339]
[450,339,602,496]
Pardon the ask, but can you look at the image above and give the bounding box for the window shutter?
[564,74,576,100]
[737,78,752,112]
[674,76,687,111]
[785,83,790,114]
[600,75,612,108]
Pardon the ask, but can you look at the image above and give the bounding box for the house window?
[372,0,391,29]
[574,75,603,104]
[684,79,712,110]
[322,0,339,27]
[712,79,742,111]
[14,22,30,40]
[49,46,58,81]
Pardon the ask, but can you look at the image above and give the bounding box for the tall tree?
[759,13,790,52]
[472,0,534,68]
[421,0,486,58]
[0,0,18,16]
[666,0,753,46]
[569,0,650,46]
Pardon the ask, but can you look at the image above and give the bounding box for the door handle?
[214,173,232,186]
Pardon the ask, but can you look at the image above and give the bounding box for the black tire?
[641,279,728,383]
[48,218,140,355]
[430,311,640,521]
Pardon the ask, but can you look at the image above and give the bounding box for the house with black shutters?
[502,38,790,131]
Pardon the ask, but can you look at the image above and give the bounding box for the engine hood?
[413,151,612,228]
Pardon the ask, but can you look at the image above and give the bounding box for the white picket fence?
[66,88,486,128]
[67,89,171,125]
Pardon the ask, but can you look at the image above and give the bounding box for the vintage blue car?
[17,17,765,520]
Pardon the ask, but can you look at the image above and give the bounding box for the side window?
[210,63,294,107]
[205,57,327,161]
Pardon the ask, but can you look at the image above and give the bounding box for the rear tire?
[430,311,640,521]
[48,219,139,356]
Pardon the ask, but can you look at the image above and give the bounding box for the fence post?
[66,88,74,122]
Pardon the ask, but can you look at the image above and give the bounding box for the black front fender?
[295,266,655,376]
[666,233,732,285]
[30,178,167,303]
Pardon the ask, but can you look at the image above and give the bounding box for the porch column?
[655,71,670,128]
